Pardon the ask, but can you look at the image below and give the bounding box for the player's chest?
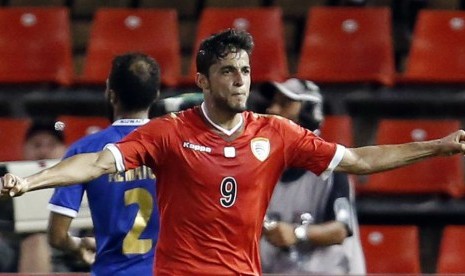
[172,132,280,170]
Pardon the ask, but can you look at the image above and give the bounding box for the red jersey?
[111,107,342,275]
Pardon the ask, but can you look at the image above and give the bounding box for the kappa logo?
[183,141,212,153]
[250,138,270,162]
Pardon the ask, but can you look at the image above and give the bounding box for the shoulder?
[244,111,301,134]
[66,127,113,154]
[141,108,200,134]
[245,110,287,125]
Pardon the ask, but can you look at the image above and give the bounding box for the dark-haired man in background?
[47,52,160,276]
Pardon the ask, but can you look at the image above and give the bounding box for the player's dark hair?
[108,52,161,112]
[196,28,254,76]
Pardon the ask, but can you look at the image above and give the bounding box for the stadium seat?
[185,7,288,85]
[0,118,31,162]
[401,10,465,84]
[0,7,73,86]
[437,225,465,273]
[57,115,110,146]
[297,7,395,87]
[79,8,181,87]
[320,115,353,147]
[357,119,465,197]
[360,225,421,274]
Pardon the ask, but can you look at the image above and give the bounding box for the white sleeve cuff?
[47,203,78,218]
[104,144,126,173]
[320,144,346,180]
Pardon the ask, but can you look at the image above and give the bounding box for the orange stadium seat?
[0,7,73,86]
[357,119,465,197]
[57,115,110,146]
[79,8,181,87]
[320,115,353,147]
[437,225,465,273]
[360,225,421,274]
[185,7,288,84]
[297,7,395,86]
[0,118,31,162]
[401,10,465,84]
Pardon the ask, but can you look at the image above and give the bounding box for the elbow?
[332,222,350,244]
[48,231,67,249]
[333,229,348,244]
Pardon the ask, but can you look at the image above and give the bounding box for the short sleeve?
[278,118,343,176]
[113,119,168,171]
[48,185,85,217]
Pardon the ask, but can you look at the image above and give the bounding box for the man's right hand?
[76,237,96,265]
[0,173,28,197]
[263,221,298,247]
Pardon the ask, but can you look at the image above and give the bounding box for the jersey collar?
[112,119,150,126]
[201,102,243,136]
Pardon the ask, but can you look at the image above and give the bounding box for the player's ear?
[107,89,118,104]
[195,73,210,90]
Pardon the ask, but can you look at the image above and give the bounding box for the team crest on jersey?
[250,138,270,162]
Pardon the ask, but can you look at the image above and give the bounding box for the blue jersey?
[48,119,159,276]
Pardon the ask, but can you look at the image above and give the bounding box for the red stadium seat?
[357,119,465,197]
[437,225,465,273]
[57,115,110,146]
[320,115,353,147]
[0,118,31,162]
[360,225,421,274]
[184,7,288,84]
[79,8,181,87]
[297,7,395,86]
[401,10,465,84]
[0,7,73,86]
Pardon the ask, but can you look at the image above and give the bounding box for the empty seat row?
[360,224,465,274]
[321,117,465,198]
[1,6,465,88]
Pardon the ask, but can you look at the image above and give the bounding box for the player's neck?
[201,102,243,136]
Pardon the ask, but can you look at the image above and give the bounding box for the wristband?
[294,224,309,242]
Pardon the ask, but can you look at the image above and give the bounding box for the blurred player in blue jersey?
[47,52,160,276]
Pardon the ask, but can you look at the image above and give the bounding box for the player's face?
[204,50,251,113]
[266,92,302,123]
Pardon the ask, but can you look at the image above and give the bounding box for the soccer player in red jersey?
[2,29,465,275]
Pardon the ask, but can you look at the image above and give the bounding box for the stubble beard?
[214,94,247,115]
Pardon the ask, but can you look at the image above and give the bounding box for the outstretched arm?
[335,130,465,174]
[1,149,117,196]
